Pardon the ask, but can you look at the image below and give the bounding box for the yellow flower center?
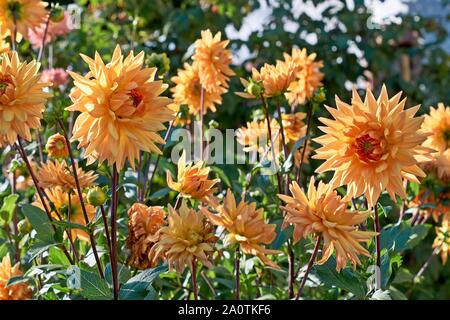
[186,229,202,245]
[353,133,383,163]
[55,140,65,150]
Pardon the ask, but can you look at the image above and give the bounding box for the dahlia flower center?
[443,128,450,145]
[186,230,202,245]
[55,140,65,150]
[353,133,383,163]
[129,88,144,107]
[0,74,13,95]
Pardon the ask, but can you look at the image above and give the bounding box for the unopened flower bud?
[18,218,32,234]
[246,80,263,98]
[50,5,65,23]
[145,53,170,78]
[87,187,107,206]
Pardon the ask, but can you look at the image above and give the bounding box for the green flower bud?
[18,218,32,234]
[87,187,107,207]
[246,79,263,98]
[50,5,65,23]
[312,87,326,104]
[145,53,170,78]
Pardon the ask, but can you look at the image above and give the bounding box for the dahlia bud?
[45,133,68,158]
[145,53,170,78]
[18,218,32,234]
[87,187,107,207]
[50,5,65,23]
[245,79,263,98]
[312,87,326,104]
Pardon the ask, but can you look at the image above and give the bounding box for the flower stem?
[37,14,51,62]
[58,119,104,278]
[235,246,241,300]
[110,165,120,300]
[11,7,17,51]
[296,235,322,300]
[260,96,283,195]
[287,240,295,299]
[199,86,205,161]
[397,180,409,224]
[191,258,198,300]
[146,114,178,197]
[15,138,74,265]
[296,101,313,186]
[100,205,112,257]
[373,202,382,290]
[10,171,20,263]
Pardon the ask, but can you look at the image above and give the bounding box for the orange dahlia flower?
[192,29,235,93]
[45,133,68,158]
[0,52,51,144]
[150,201,217,273]
[281,112,306,143]
[201,189,281,269]
[236,119,282,160]
[36,160,97,191]
[313,85,431,208]
[126,203,166,269]
[408,190,450,223]
[420,103,450,181]
[167,151,219,201]
[67,45,173,171]
[0,254,32,300]
[0,0,48,37]
[170,62,225,117]
[433,220,450,265]
[279,178,376,271]
[34,186,95,241]
[284,48,324,106]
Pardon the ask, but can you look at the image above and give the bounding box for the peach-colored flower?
[27,10,73,48]
[0,254,32,300]
[0,0,48,38]
[40,68,68,88]
[45,133,68,158]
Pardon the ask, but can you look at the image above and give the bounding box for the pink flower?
[27,11,74,49]
[40,68,69,87]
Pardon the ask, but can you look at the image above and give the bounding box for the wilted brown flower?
[126,203,166,269]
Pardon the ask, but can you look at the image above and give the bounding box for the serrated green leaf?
[380,222,431,253]
[80,269,113,300]
[49,247,71,266]
[105,263,131,286]
[0,194,19,225]
[148,187,171,200]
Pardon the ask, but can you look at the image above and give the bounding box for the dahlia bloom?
[0,52,51,144]
[281,112,306,143]
[36,160,97,191]
[433,220,450,265]
[34,186,95,241]
[167,151,219,201]
[284,48,324,106]
[201,189,281,269]
[67,45,173,171]
[236,119,282,160]
[313,86,431,208]
[40,68,69,88]
[126,203,166,269]
[420,103,450,181]
[150,201,217,273]
[0,0,48,38]
[27,10,73,49]
[170,62,225,117]
[45,133,68,158]
[408,190,449,223]
[279,178,376,271]
[192,29,235,93]
[0,254,32,300]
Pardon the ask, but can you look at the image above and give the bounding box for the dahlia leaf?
[105,263,131,286]
[79,269,113,300]
[21,204,55,244]
[313,256,366,298]
[119,263,168,300]
[0,194,19,225]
